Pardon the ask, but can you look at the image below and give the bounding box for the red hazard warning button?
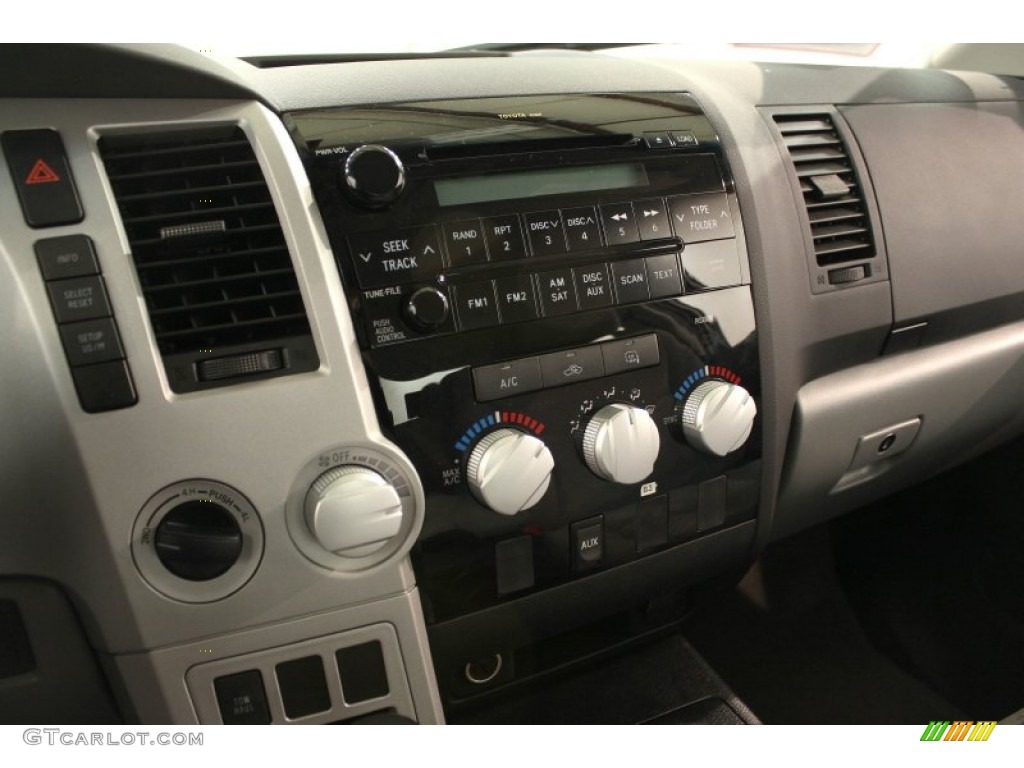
[25,159,62,185]
[2,128,83,227]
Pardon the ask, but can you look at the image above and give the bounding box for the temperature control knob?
[582,403,660,484]
[466,429,554,516]
[342,144,405,208]
[305,466,403,557]
[679,380,756,457]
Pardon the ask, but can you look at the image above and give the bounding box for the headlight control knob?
[679,380,756,456]
[342,144,405,208]
[581,403,660,484]
[466,429,554,516]
[304,466,403,557]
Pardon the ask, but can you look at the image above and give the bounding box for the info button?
[473,357,543,402]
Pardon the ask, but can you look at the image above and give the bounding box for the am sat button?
[347,226,442,288]
[537,268,578,317]
[601,334,660,375]
[473,357,543,402]
[539,346,604,387]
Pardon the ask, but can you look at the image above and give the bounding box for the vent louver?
[99,125,317,392]
[773,113,876,268]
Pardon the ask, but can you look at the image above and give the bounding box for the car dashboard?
[1,44,1023,725]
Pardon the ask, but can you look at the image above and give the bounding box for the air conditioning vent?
[99,125,318,392]
[773,113,876,268]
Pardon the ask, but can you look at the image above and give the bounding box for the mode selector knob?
[342,144,405,208]
[466,429,554,516]
[305,466,403,557]
[403,286,449,331]
[582,403,660,484]
[679,380,756,457]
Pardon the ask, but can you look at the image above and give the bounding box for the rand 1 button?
[610,258,650,304]
[473,357,543,401]
[453,280,500,330]
[600,202,640,246]
[35,235,100,280]
[444,219,488,266]
[494,275,539,324]
[59,317,125,367]
[2,129,84,228]
[635,198,671,241]
[347,226,443,288]
[538,346,604,387]
[667,192,735,243]
[562,206,603,251]
[573,264,614,310]
[645,253,683,298]
[536,268,578,317]
[601,334,661,375]
[482,215,527,261]
[681,239,743,291]
[523,210,567,256]
[46,276,112,323]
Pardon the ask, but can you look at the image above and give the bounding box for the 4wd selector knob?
[342,144,405,208]
[582,403,660,484]
[466,429,554,516]
[305,466,403,556]
[679,380,756,456]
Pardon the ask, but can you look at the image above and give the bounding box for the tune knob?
[679,380,756,456]
[305,466,403,557]
[342,144,405,208]
[403,286,449,331]
[466,429,554,516]
[581,403,660,484]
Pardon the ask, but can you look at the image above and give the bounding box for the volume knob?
[679,380,756,456]
[342,144,405,208]
[466,429,554,516]
[582,403,660,484]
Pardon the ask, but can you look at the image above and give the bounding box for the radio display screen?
[434,163,649,207]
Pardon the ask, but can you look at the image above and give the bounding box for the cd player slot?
[444,237,683,280]
[425,134,639,161]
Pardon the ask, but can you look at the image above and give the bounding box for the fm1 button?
[454,280,500,330]
[571,516,604,572]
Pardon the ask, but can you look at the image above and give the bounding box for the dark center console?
[287,93,761,707]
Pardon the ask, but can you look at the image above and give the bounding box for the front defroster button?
[539,346,604,387]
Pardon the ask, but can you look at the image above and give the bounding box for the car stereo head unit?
[285,93,742,351]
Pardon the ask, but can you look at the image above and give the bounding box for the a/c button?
[473,357,543,402]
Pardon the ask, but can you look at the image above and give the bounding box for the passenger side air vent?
[772,111,884,292]
[99,125,318,392]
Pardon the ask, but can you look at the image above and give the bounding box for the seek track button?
[347,226,442,288]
